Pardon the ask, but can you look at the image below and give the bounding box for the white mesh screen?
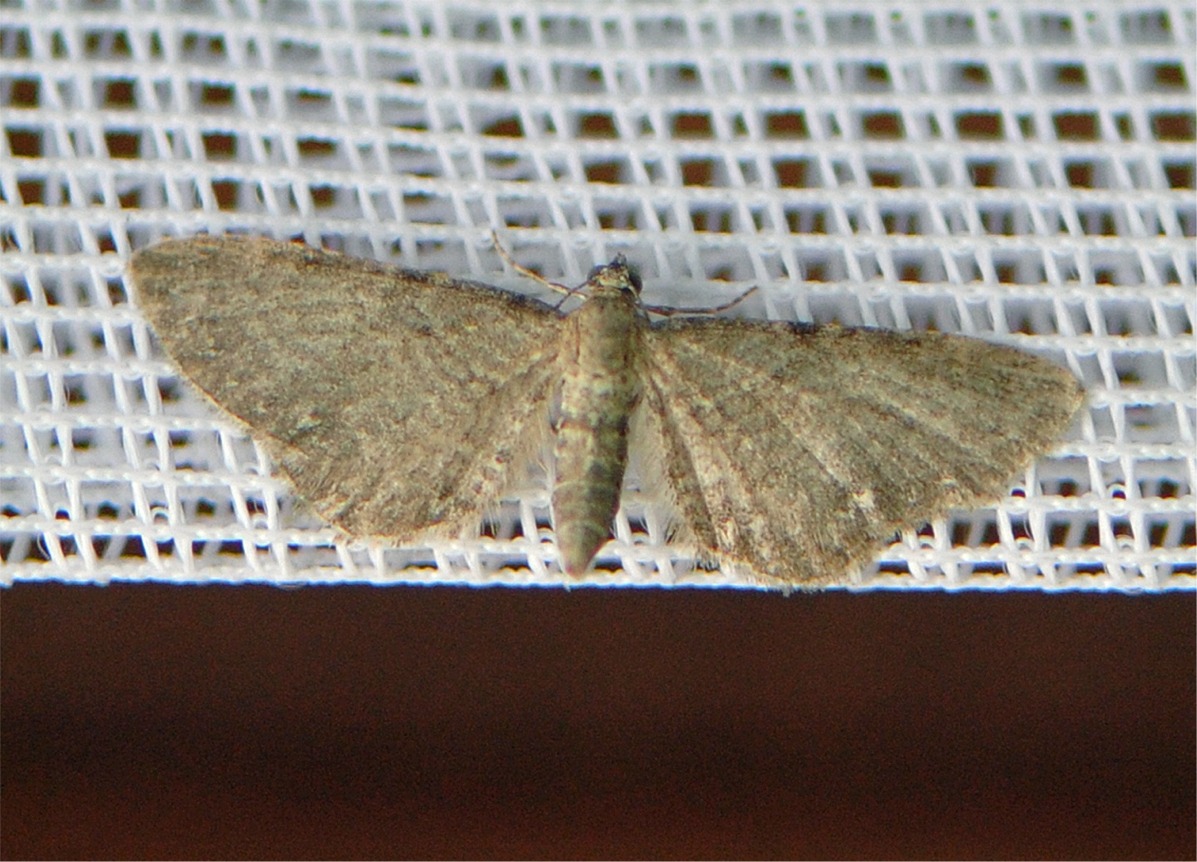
[2,0,1194,590]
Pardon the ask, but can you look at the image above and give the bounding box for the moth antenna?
[490,231,576,298]
[643,285,759,318]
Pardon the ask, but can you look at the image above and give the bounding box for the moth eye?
[624,267,643,294]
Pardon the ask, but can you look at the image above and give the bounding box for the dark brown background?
[2,584,1193,859]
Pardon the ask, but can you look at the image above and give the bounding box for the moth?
[131,236,1084,586]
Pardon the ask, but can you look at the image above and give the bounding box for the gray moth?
[132,236,1084,586]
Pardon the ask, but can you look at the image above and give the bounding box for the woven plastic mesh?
[2,1,1194,590]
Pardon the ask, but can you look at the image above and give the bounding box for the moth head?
[585,255,642,297]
